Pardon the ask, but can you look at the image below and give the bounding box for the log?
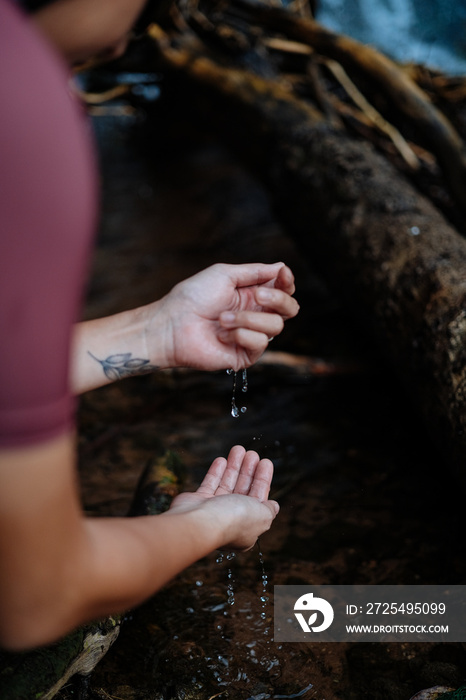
[228,0,466,213]
[0,449,184,700]
[147,26,466,484]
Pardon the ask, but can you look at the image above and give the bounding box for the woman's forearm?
[1,508,227,651]
[79,508,226,621]
[71,304,163,394]
[0,433,230,650]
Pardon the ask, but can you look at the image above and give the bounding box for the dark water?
[63,101,466,699]
[317,0,466,76]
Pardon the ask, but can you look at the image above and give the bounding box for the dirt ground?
[58,93,466,700]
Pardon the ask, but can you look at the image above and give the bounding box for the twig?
[263,36,312,56]
[324,58,420,169]
[229,0,466,211]
[327,92,429,166]
[77,85,130,104]
[257,350,363,375]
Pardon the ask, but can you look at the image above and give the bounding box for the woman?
[0,0,299,651]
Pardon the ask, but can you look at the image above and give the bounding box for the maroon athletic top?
[0,0,98,446]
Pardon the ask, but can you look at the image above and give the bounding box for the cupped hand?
[169,445,279,551]
[148,262,299,371]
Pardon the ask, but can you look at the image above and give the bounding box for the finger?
[248,458,274,501]
[267,499,280,516]
[215,445,246,494]
[237,499,280,551]
[274,265,296,295]
[224,261,287,289]
[254,287,300,320]
[234,450,260,495]
[196,457,228,496]
[219,311,284,339]
[218,327,269,359]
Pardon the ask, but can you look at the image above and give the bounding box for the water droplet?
[216,554,224,564]
[241,368,248,392]
[410,225,421,235]
[195,580,203,587]
[228,369,247,417]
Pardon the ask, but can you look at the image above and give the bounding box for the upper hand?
[169,445,279,551]
[147,262,299,371]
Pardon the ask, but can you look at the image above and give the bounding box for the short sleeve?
[0,0,97,446]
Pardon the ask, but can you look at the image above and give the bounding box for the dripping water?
[257,543,279,675]
[227,368,248,418]
[214,544,281,686]
[258,546,269,623]
[226,551,236,607]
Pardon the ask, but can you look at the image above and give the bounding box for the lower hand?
[169,445,279,551]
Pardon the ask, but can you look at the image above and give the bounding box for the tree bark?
[230,0,466,213]
[148,27,466,483]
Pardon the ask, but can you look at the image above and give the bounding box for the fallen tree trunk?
[229,0,466,213]
[148,26,466,483]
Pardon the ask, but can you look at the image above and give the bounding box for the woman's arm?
[70,305,156,394]
[71,262,300,394]
[0,438,277,651]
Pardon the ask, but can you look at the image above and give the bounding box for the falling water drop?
[226,553,236,606]
[257,544,280,674]
[228,369,247,418]
[241,368,248,392]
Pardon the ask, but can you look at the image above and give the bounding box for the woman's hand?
[72,262,299,393]
[169,445,279,551]
[146,262,299,371]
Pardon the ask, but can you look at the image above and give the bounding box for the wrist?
[194,496,245,549]
[140,298,177,369]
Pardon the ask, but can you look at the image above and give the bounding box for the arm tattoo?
[88,351,158,381]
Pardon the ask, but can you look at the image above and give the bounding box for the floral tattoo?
[88,351,158,381]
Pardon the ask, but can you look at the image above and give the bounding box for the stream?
[60,87,466,699]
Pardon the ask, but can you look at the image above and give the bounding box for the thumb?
[265,499,280,516]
